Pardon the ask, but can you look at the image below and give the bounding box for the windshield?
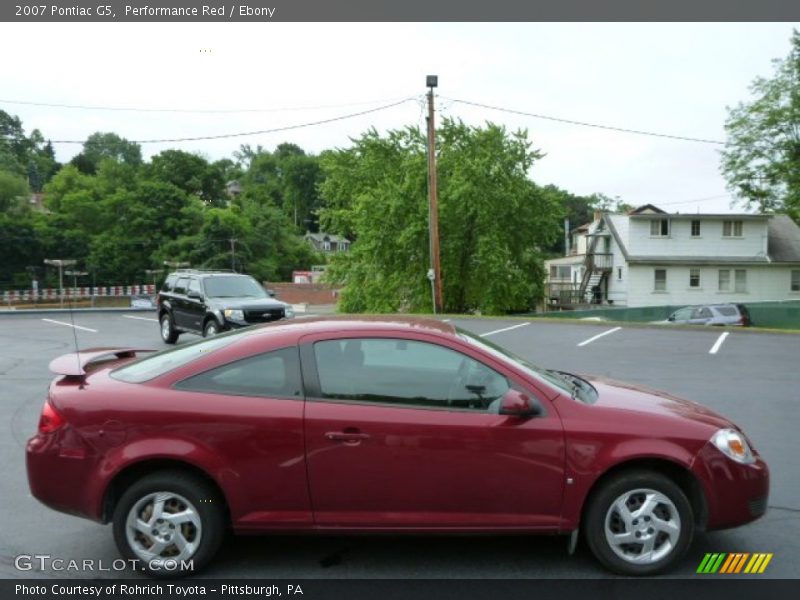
[203,275,267,298]
[110,330,243,383]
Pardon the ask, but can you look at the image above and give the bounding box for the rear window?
[716,306,738,316]
[110,332,243,383]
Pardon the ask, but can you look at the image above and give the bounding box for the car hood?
[583,375,733,431]
[207,297,287,310]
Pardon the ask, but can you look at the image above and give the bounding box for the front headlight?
[284,306,295,319]
[710,428,755,464]
[223,309,245,321]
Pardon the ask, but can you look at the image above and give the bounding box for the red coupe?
[27,317,768,576]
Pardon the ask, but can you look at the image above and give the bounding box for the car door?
[301,332,566,530]
[184,277,206,332]
[171,277,191,329]
[689,306,714,325]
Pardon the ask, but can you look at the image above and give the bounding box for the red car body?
[26,317,768,574]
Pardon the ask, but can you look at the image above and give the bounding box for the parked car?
[27,317,768,577]
[665,303,751,326]
[156,269,294,343]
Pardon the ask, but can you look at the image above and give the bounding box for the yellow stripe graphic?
[749,554,767,573]
[758,554,773,573]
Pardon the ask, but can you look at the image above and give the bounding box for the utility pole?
[426,75,443,314]
[229,238,237,272]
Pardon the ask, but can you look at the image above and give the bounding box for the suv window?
[187,278,201,295]
[716,306,738,317]
[174,347,302,399]
[313,338,509,411]
[174,277,190,295]
[111,332,242,383]
[162,274,177,292]
[204,275,267,298]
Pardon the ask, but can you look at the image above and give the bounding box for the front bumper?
[692,442,769,530]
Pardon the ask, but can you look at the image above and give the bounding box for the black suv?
[157,270,294,343]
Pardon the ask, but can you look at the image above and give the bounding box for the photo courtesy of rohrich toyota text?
[1,1,800,600]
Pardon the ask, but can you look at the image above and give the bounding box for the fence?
[536,300,800,330]
[1,285,156,304]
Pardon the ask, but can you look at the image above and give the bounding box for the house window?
[735,269,747,293]
[689,269,700,288]
[691,220,701,237]
[617,267,622,281]
[549,266,571,280]
[654,269,667,291]
[650,219,670,236]
[322,241,331,251]
[792,270,800,291]
[723,220,743,237]
[718,269,730,292]
[549,266,557,279]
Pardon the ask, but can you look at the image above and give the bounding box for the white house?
[545,205,800,308]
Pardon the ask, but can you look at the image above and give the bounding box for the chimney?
[593,210,602,222]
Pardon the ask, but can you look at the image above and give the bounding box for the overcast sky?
[1,22,797,214]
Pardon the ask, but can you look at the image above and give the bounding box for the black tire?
[203,319,221,338]
[584,470,694,576]
[160,313,179,344]
[112,470,225,578]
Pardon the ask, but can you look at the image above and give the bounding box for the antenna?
[66,277,83,389]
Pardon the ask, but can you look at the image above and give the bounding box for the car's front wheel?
[584,470,694,576]
[160,313,179,344]
[112,471,225,578]
[203,319,221,337]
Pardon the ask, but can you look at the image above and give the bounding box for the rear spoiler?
[49,348,155,377]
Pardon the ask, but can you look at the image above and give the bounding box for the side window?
[174,277,189,295]
[174,347,302,399]
[162,275,177,292]
[187,279,201,295]
[313,339,510,411]
[694,307,713,319]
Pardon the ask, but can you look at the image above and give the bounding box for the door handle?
[325,431,370,443]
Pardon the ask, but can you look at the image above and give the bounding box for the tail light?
[38,401,65,433]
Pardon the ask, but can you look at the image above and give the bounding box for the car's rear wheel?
[160,313,179,344]
[585,470,693,576]
[112,471,225,578]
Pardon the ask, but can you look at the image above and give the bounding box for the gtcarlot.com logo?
[697,552,773,574]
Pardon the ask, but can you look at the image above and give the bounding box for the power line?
[444,96,727,146]
[48,98,419,144]
[656,194,734,206]
[0,95,417,114]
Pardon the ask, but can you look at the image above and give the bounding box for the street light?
[44,259,76,308]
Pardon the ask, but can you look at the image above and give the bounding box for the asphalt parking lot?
[1,312,798,579]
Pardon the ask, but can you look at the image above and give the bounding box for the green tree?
[70,132,143,175]
[0,170,30,212]
[721,30,800,222]
[319,119,562,315]
[145,150,226,206]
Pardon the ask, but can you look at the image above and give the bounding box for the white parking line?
[709,332,729,355]
[577,326,622,347]
[480,322,530,337]
[41,318,98,333]
[123,315,158,323]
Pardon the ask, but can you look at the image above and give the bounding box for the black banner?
[2,0,800,22]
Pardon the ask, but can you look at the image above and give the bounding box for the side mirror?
[499,390,542,418]
[266,289,276,298]
[187,290,202,301]
[667,315,675,322]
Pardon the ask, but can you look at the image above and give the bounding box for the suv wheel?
[203,319,220,337]
[585,470,693,576]
[160,313,179,344]
[112,470,225,578]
